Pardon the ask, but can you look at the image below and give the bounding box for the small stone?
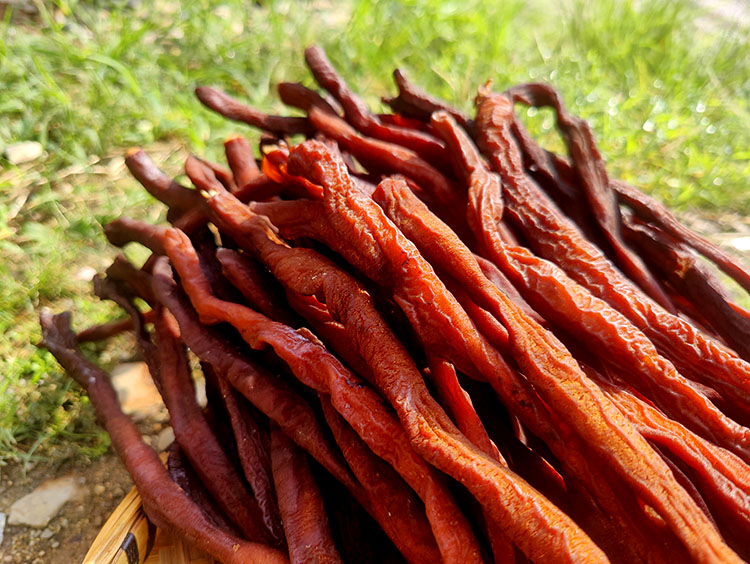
[156,426,174,452]
[110,362,163,421]
[194,376,207,407]
[3,555,11,563]
[93,484,106,495]
[74,266,98,281]
[39,527,53,539]
[106,156,125,175]
[4,141,44,164]
[50,541,60,549]
[7,475,80,528]
[729,236,750,252]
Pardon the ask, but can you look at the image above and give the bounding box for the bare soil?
[0,362,172,564]
[0,453,133,564]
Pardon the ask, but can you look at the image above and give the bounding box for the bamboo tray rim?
[83,485,212,564]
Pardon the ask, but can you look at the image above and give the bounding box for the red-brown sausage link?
[39,311,289,564]
[270,425,342,564]
[195,86,313,136]
[473,87,750,431]
[505,83,674,311]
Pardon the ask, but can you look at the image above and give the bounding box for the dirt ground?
[0,373,170,564]
[0,453,133,564]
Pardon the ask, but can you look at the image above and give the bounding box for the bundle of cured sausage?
[42,46,750,564]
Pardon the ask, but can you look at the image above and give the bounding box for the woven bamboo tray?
[83,486,211,564]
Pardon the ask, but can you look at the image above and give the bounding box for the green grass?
[1,0,748,464]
